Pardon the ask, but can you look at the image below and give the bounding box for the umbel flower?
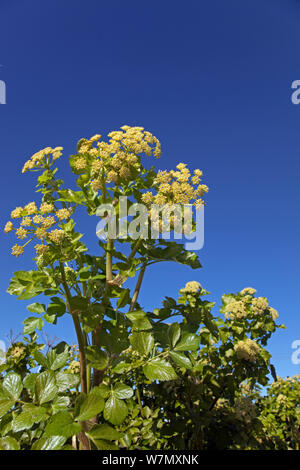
[234,338,261,363]
[72,125,162,189]
[181,281,202,294]
[4,201,72,257]
[141,163,209,208]
[22,146,63,173]
[224,289,279,321]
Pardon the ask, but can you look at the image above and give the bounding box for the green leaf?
[46,297,66,317]
[23,373,38,393]
[12,405,47,432]
[23,316,44,335]
[0,436,20,450]
[87,423,121,441]
[0,399,15,418]
[174,332,200,351]
[75,392,104,422]
[130,332,154,356]
[31,436,66,450]
[113,383,133,400]
[90,439,119,450]
[46,348,69,371]
[103,396,128,425]
[86,346,109,370]
[117,289,131,309]
[44,411,81,438]
[33,350,48,368]
[143,358,177,381]
[55,371,80,392]
[35,371,58,404]
[169,351,192,369]
[27,302,46,314]
[168,322,181,348]
[51,396,70,413]
[126,311,152,330]
[2,373,23,400]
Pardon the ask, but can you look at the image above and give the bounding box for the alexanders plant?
[0,126,293,450]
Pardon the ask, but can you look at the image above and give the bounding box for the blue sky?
[0,0,299,378]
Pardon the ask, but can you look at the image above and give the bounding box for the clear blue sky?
[0,0,299,378]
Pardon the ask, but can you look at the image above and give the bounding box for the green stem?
[106,239,113,284]
[129,264,146,312]
[59,262,88,395]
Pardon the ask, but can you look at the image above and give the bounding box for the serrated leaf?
[33,350,49,368]
[47,348,69,371]
[0,399,15,418]
[117,289,131,309]
[174,332,200,351]
[51,395,70,413]
[126,311,152,330]
[23,316,44,335]
[86,346,108,370]
[103,396,128,425]
[12,405,47,432]
[130,332,154,356]
[27,302,46,314]
[55,371,80,392]
[94,384,110,398]
[143,358,177,381]
[168,322,181,348]
[2,373,23,400]
[169,351,192,369]
[87,423,121,441]
[44,411,81,438]
[35,371,58,404]
[75,392,104,422]
[23,373,38,393]
[31,436,66,450]
[113,383,133,400]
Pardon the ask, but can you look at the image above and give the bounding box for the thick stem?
[59,262,88,395]
[106,238,113,284]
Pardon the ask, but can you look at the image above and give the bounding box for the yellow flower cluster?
[224,291,279,321]
[4,221,13,233]
[224,300,248,320]
[234,339,261,363]
[182,281,202,294]
[240,287,257,296]
[268,307,279,320]
[35,244,49,255]
[142,163,208,207]
[22,146,63,173]
[9,345,26,359]
[56,208,72,221]
[251,297,269,314]
[69,360,80,374]
[4,201,72,256]
[74,126,161,189]
[48,229,65,244]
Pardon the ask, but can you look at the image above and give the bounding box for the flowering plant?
[0,126,294,450]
